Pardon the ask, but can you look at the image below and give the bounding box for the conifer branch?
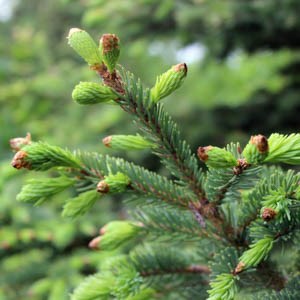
[114,68,205,199]
[77,151,195,207]
[10,28,300,299]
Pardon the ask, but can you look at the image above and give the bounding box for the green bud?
[239,237,273,269]
[97,172,130,194]
[99,33,120,73]
[102,134,154,151]
[72,82,118,105]
[89,221,142,250]
[67,28,102,68]
[17,176,75,205]
[62,190,99,218]
[242,135,269,164]
[11,142,81,171]
[150,63,187,103]
[197,146,238,168]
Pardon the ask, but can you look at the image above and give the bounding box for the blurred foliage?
[1,0,299,299]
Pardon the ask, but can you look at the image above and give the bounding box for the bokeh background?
[1,0,300,299]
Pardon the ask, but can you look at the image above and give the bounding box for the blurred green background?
[1,0,300,299]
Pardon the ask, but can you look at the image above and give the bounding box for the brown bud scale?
[88,236,101,249]
[10,133,32,152]
[250,135,269,153]
[197,146,213,162]
[100,34,119,53]
[173,63,187,75]
[97,181,110,193]
[234,261,245,274]
[102,136,112,147]
[262,207,277,221]
[11,150,30,169]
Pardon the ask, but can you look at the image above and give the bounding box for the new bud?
[242,134,269,164]
[150,63,187,103]
[88,236,102,250]
[261,207,277,222]
[99,33,120,73]
[72,82,118,105]
[197,146,238,168]
[11,142,81,171]
[102,135,154,151]
[10,133,31,152]
[97,172,130,194]
[89,221,142,251]
[67,28,102,68]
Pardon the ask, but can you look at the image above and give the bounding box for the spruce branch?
[77,151,195,207]
[115,68,205,199]
[10,28,300,299]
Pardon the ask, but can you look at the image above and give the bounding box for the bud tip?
[197,146,213,162]
[173,63,187,75]
[262,207,277,222]
[88,236,101,249]
[10,132,31,152]
[11,150,29,169]
[250,134,268,153]
[67,28,82,39]
[97,180,110,193]
[100,33,120,53]
[102,136,112,147]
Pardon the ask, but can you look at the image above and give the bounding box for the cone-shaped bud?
[67,28,102,68]
[261,207,277,222]
[72,82,118,105]
[11,142,81,171]
[88,236,102,250]
[10,133,31,152]
[150,63,187,103]
[242,135,269,164]
[89,221,142,251]
[99,33,120,73]
[234,262,245,275]
[102,135,154,151]
[97,172,130,194]
[197,146,238,168]
[11,150,29,169]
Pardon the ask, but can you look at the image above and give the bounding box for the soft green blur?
[1,0,300,299]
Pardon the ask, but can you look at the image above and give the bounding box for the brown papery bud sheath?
[262,207,277,222]
[250,135,269,153]
[97,181,110,193]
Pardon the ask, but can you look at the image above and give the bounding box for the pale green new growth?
[11,142,81,170]
[150,63,187,103]
[72,81,118,105]
[263,133,300,164]
[17,176,75,205]
[208,273,238,300]
[67,28,102,67]
[103,134,154,151]
[239,237,274,268]
[62,190,100,218]
[95,221,142,251]
[198,146,238,168]
[99,172,130,194]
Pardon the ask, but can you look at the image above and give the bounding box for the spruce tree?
[11,28,300,299]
